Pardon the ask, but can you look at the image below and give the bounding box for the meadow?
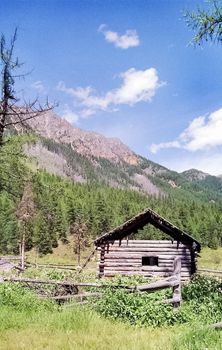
[0,246,221,350]
[0,305,221,350]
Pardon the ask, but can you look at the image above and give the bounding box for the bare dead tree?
[16,182,35,269]
[0,28,54,146]
[70,216,89,265]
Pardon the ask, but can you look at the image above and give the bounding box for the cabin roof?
[94,208,201,252]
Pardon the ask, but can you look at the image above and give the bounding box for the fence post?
[172,256,181,308]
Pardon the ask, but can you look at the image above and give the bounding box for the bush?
[95,288,191,327]
[182,274,222,302]
[0,282,55,311]
[93,274,222,327]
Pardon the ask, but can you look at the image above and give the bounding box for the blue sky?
[2,0,222,175]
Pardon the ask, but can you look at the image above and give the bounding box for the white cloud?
[57,82,93,100]
[59,105,95,125]
[60,106,79,124]
[57,67,163,113]
[150,141,181,154]
[98,24,140,49]
[112,68,162,105]
[31,80,45,93]
[80,109,96,118]
[150,108,222,153]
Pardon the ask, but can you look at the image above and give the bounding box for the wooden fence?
[0,256,182,307]
[197,268,222,277]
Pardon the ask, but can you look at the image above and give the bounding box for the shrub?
[182,274,222,302]
[0,282,55,311]
[93,275,222,327]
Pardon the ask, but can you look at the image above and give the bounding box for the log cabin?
[94,208,201,281]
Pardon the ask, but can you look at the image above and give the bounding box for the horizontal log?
[98,242,187,247]
[198,268,222,275]
[28,264,77,271]
[26,261,78,268]
[136,275,179,291]
[141,266,191,272]
[103,266,191,273]
[103,255,192,261]
[102,263,142,267]
[109,243,188,249]
[103,271,191,277]
[102,258,143,263]
[159,264,190,268]
[104,267,141,272]
[103,271,170,276]
[0,256,21,261]
[105,249,191,258]
[2,277,132,290]
[3,277,79,287]
[97,261,191,270]
[210,321,222,330]
[44,292,102,301]
[103,270,191,277]
[158,257,192,261]
[108,244,190,249]
[102,257,192,262]
[107,249,190,253]
[105,240,189,244]
[104,252,191,258]
[103,265,191,270]
[159,262,190,266]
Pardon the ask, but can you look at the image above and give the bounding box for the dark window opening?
[142,256,158,266]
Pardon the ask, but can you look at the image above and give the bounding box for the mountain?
[23,111,139,165]
[2,110,222,255]
[17,110,222,202]
[181,169,209,181]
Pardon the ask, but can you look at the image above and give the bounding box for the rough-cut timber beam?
[94,208,201,252]
[211,322,222,330]
[136,275,179,292]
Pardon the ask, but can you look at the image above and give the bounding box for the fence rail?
[197,268,222,276]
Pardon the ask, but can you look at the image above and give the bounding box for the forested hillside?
[0,136,221,256]
[19,110,222,203]
[25,136,222,202]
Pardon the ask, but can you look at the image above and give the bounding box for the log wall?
[97,240,194,281]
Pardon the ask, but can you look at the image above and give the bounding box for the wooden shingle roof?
[94,208,201,252]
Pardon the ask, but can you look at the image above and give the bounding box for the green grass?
[0,305,221,350]
[172,326,222,350]
[1,247,221,349]
[198,248,222,269]
[0,306,169,350]
[26,239,96,267]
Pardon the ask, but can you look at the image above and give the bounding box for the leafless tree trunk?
[20,229,26,270]
[0,28,54,146]
[16,182,35,270]
[70,216,89,266]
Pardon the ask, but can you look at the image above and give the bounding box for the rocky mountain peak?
[26,111,140,165]
[181,168,209,181]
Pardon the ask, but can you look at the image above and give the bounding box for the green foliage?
[172,327,222,350]
[182,274,222,303]
[95,288,185,327]
[0,136,27,196]
[0,275,221,349]
[0,193,19,254]
[0,282,54,311]
[0,135,222,255]
[93,275,222,327]
[184,0,222,45]
[1,163,222,254]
